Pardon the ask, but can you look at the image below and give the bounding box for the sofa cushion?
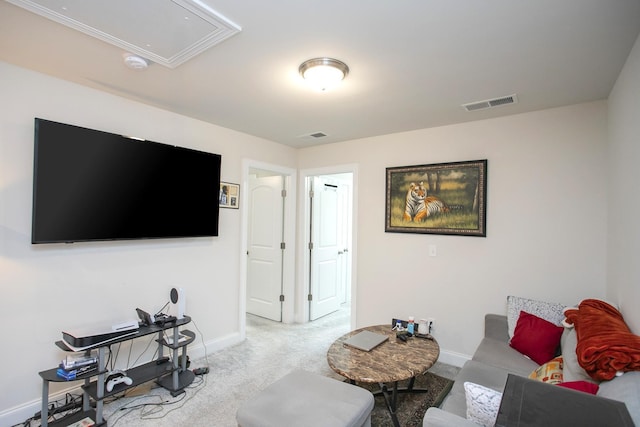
[597,371,640,426]
[507,295,566,339]
[483,314,510,342]
[422,407,479,427]
[560,328,599,383]
[510,311,564,364]
[464,382,502,427]
[473,337,539,376]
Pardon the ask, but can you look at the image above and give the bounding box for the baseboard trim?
[438,349,471,368]
[0,395,48,427]
[188,331,243,362]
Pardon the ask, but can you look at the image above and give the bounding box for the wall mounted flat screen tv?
[32,118,221,244]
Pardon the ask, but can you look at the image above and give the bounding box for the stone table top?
[327,324,440,384]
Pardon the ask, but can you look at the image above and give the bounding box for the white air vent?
[462,94,518,112]
[298,131,328,140]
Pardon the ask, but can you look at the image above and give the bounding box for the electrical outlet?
[427,317,435,333]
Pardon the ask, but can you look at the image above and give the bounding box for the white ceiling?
[1,1,640,148]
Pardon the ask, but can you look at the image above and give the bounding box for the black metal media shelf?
[39,316,194,427]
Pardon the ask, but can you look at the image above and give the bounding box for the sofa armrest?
[485,314,509,342]
[422,407,478,427]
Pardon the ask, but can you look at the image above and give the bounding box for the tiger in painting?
[403,182,450,222]
[423,196,450,218]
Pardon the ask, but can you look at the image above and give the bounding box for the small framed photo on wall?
[219,182,240,209]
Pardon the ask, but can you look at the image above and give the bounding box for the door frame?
[240,159,297,340]
[298,164,358,329]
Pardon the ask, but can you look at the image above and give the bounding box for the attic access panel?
[6,0,241,68]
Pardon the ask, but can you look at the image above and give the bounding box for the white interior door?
[309,177,341,320]
[246,175,284,321]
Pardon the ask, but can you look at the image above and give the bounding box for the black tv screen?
[32,118,221,244]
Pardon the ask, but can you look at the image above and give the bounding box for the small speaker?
[170,287,186,319]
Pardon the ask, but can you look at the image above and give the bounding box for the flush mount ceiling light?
[299,57,349,91]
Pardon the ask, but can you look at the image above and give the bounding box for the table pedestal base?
[349,376,429,427]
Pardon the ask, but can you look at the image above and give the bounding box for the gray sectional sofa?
[423,313,640,426]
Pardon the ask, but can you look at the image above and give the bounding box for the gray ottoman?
[236,369,374,427]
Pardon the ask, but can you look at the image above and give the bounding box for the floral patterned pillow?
[507,295,566,339]
[464,382,503,427]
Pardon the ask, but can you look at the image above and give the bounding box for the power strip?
[193,367,209,375]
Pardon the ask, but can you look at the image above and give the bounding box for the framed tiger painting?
[385,159,487,236]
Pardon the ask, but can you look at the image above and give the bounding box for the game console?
[170,287,186,319]
[63,320,139,348]
[106,370,133,392]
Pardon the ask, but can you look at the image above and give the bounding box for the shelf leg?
[95,346,106,425]
[173,327,180,391]
[41,378,49,427]
[157,331,164,359]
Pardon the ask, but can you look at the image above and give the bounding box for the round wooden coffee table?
[327,324,440,427]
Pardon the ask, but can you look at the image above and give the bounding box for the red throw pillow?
[510,310,564,365]
[557,381,599,395]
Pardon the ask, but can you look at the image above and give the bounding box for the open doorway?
[300,165,357,329]
[240,160,296,340]
[307,173,353,321]
[240,161,356,338]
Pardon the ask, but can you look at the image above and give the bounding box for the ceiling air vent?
[297,131,328,143]
[462,94,518,112]
[309,132,327,138]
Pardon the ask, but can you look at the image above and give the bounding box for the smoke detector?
[123,53,149,71]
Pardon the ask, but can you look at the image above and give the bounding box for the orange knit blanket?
[563,299,640,380]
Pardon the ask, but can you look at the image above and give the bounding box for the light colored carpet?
[101,307,459,427]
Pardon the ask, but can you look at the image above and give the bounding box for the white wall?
[298,101,609,361]
[0,61,297,423]
[607,33,640,334]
